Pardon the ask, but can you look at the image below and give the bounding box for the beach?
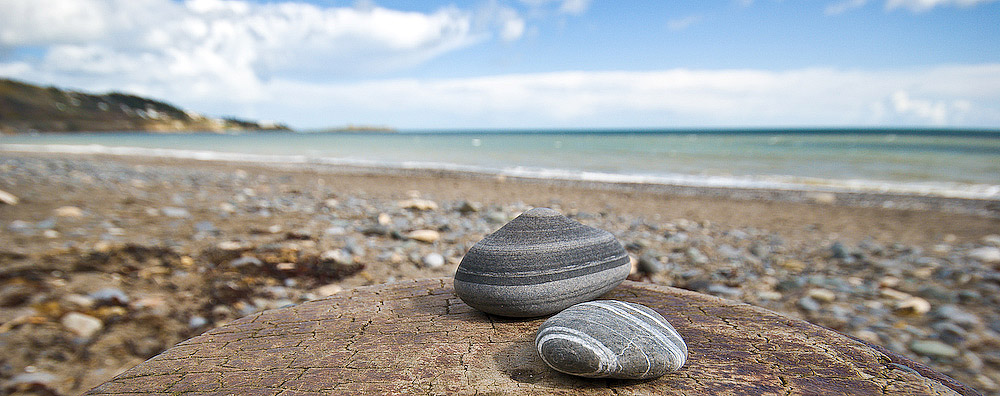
[2,152,1000,395]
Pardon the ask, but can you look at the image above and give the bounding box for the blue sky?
[1,0,999,129]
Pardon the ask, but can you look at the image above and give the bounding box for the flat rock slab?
[85,278,975,395]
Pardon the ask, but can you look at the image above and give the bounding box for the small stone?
[830,242,850,259]
[54,205,84,217]
[229,256,263,267]
[43,229,60,238]
[313,284,343,298]
[399,198,438,211]
[685,247,708,265]
[968,247,1000,264]
[89,288,130,305]
[638,254,668,274]
[457,201,482,213]
[188,315,209,328]
[161,206,191,218]
[194,221,218,233]
[706,284,741,299]
[536,300,686,379]
[377,213,392,225]
[909,340,959,359]
[854,330,881,344]
[797,297,821,312]
[63,294,96,310]
[323,198,339,208]
[0,189,18,205]
[320,249,353,266]
[894,296,931,316]
[807,288,836,303]
[805,192,837,204]
[422,253,445,268]
[217,241,247,251]
[61,312,103,338]
[880,288,912,300]
[982,235,1000,247]
[454,208,630,317]
[407,229,441,243]
[935,305,983,330]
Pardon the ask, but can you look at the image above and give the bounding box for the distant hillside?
[0,78,290,134]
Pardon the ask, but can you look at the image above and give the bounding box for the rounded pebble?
[454,207,630,317]
[535,300,687,379]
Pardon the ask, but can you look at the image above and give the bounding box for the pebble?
[639,254,668,274]
[188,315,209,328]
[398,198,438,211]
[89,288,130,305]
[454,208,630,317]
[54,205,84,217]
[535,300,687,379]
[61,312,103,338]
[807,288,837,303]
[312,284,343,298]
[422,252,445,268]
[797,296,821,312]
[160,206,191,218]
[229,256,263,267]
[935,305,983,330]
[967,247,1000,264]
[407,229,441,243]
[894,296,931,316]
[910,340,960,359]
[0,188,18,205]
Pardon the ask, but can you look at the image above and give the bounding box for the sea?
[2,129,999,200]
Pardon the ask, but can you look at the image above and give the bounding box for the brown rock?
[84,278,969,396]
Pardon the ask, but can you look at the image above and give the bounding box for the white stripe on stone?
[537,326,619,377]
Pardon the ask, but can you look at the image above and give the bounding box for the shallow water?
[3,129,999,199]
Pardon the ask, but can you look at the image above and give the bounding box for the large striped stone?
[536,300,687,379]
[453,207,630,317]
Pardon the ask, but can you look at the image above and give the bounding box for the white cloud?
[885,0,998,11]
[246,64,1000,128]
[825,0,869,15]
[559,0,592,15]
[518,0,592,15]
[667,15,703,31]
[0,0,522,101]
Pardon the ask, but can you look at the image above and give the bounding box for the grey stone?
[797,296,821,312]
[968,246,1000,264]
[638,254,668,274]
[909,340,959,358]
[89,288,129,305]
[935,305,983,330]
[188,315,209,328]
[454,208,630,317]
[161,206,191,218]
[422,252,445,268]
[229,256,263,267]
[61,312,103,338]
[535,300,687,379]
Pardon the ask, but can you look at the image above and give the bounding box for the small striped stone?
[535,300,687,379]
[454,207,630,317]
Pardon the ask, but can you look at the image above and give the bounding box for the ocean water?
[2,129,999,199]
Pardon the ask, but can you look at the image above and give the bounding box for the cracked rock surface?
[85,278,968,395]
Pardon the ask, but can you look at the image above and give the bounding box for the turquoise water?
[2,129,999,199]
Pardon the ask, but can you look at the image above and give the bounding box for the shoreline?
[4,142,999,202]
[2,152,999,395]
[4,151,998,246]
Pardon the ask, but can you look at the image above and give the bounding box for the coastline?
[2,152,999,395]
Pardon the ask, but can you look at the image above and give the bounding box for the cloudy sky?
[1,0,999,129]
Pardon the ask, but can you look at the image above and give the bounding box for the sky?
[1,0,999,130]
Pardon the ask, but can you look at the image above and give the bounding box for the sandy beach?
[2,152,1000,395]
